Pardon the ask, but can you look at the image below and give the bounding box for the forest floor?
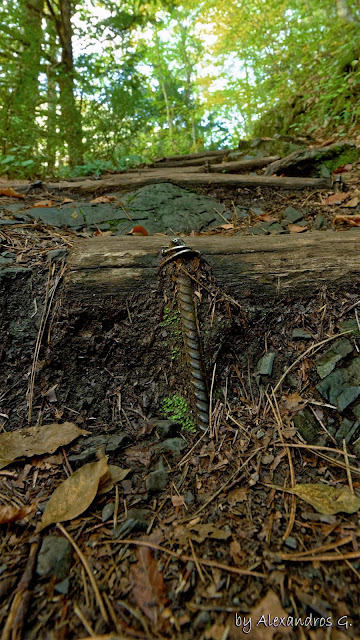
[1,139,360,640]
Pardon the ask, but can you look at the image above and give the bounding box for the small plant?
[171,346,180,360]
[161,306,180,328]
[161,395,196,432]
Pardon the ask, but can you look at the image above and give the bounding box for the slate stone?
[152,437,187,457]
[316,338,353,379]
[0,255,14,265]
[340,318,360,338]
[25,207,85,229]
[68,433,128,462]
[313,214,327,230]
[113,508,151,538]
[234,207,249,219]
[292,328,312,339]
[283,207,304,223]
[54,578,70,595]
[102,502,115,522]
[353,403,360,419]
[0,219,23,225]
[250,224,269,235]
[121,183,232,234]
[319,164,331,178]
[46,248,68,263]
[0,202,27,212]
[257,352,275,376]
[155,419,181,438]
[284,536,297,549]
[268,223,287,235]
[336,418,359,444]
[294,409,319,444]
[146,462,169,492]
[36,536,72,580]
[316,357,360,411]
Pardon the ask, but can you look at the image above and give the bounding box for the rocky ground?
[0,137,360,640]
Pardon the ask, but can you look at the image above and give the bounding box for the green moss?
[161,306,180,328]
[322,148,359,173]
[107,219,120,230]
[161,395,196,432]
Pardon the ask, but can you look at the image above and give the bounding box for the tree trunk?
[8,0,44,159]
[56,0,84,167]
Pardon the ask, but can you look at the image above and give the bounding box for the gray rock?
[0,267,31,279]
[46,248,68,263]
[284,536,297,549]
[113,508,151,538]
[250,223,269,235]
[234,207,249,219]
[36,536,72,580]
[155,420,181,439]
[340,318,360,338]
[316,357,360,411]
[146,463,169,492]
[152,437,187,457]
[0,255,14,265]
[102,502,115,522]
[268,222,287,235]
[319,164,331,178]
[257,352,275,376]
[353,403,360,419]
[121,183,232,234]
[292,328,312,339]
[313,214,327,230]
[54,578,70,594]
[294,409,319,444]
[194,611,211,629]
[316,338,353,379]
[25,206,85,228]
[0,219,23,225]
[336,419,359,444]
[283,207,304,224]
[68,433,128,462]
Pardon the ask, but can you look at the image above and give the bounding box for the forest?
[1,0,360,178]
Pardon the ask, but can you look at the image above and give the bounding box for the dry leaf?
[90,195,117,204]
[333,163,353,173]
[290,483,360,515]
[171,495,186,508]
[0,187,24,198]
[333,213,360,227]
[0,503,36,524]
[228,487,248,505]
[324,192,349,205]
[0,422,89,469]
[257,214,276,222]
[240,590,288,639]
[172,523,231,544]
[39,456,108,530]
[97,464,131,494]
[341,196,359,208]
[282,391,307,413]
[288,224,307,233]
[130,545,167,624]
[219,223,234,230]
[33,200,54,208]
[61,197,74,203]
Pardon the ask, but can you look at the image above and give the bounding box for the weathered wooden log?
[265,141,357,176]
[208,155,280,173]
[47,172,331,192]
[153,149,232,162]
[66,231,360,305]
[150,155,223,168]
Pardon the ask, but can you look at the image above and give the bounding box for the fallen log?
[66,231,360,305]
[153,149,232,162]
[150,155,223,168]
[46,172,331,192]
[208,155,280,173]
[264,141,357,176]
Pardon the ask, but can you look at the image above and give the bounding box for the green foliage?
[161,306,180,327]
[161,395,196,432]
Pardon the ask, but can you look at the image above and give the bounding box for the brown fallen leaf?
[282,391,307,413]
[257,214,277,222]
[324,192,349,205]
[288,224,307,233]
[97,464,131,495]
[0,422,89,470]
[230,590,288,639]
[341,196,359,208]
[0,503,36,524]
[0,187,24,198]
[269,482,360,515]
[130,545,167,624]
[33,200,54,208]
[171,495,186,508]
[227,487,248,505]
[39,456,108,530]
[333,213,360,227]
[90,195,117,204]
[61,197,74,203]
[219,223,234,230]
[172,522,231,544]
[333,163,353,173]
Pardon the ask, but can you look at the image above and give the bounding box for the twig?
[74,604,96,637]
[57,523,109,625]
[343,439,354,495]
[114,539,266,578]
[273,331,352,395]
